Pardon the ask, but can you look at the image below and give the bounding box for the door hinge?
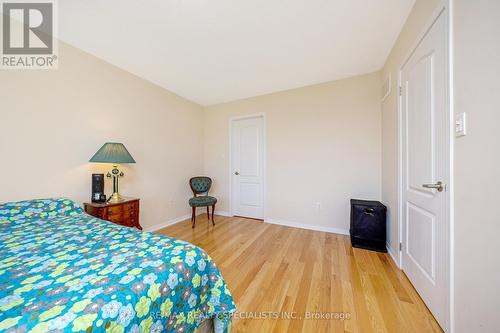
[399,86,403,96]
[399,242,403,251]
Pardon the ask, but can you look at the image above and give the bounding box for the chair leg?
[192,206,196,228]
[211,204,215,226]
[206,206,210,220]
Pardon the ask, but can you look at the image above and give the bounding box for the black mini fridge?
[350,199,387,252]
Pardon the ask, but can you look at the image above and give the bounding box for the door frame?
[397,1,453,331]
[228,113,267,219]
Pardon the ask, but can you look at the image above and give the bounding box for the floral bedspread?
[0,198,235,333]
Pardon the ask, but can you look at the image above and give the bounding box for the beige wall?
[381,0,441,258]
[453,1,500,331]
[203,72,382,233]
[0,42,204,230]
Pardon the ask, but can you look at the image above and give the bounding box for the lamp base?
[108,192,125,203]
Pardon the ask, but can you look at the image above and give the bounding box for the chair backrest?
[189,176,212,196]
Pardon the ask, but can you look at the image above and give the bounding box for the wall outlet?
[316,202,322,211]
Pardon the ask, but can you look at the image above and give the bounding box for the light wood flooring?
[157,215,442,333]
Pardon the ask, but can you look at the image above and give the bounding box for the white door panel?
[239,125,260,177]
[401,10,449,331]
[406,203,436,281]
[407,53,435,194]
[231,116,264,219]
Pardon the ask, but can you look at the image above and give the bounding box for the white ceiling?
[58,0,415,106]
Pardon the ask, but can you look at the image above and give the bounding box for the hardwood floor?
[157,215,442,333]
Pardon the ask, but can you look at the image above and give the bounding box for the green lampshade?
[89,142,136,164]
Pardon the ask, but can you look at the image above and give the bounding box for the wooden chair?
[189,176,217,228]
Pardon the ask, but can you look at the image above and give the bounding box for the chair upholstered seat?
[189,196,217,207]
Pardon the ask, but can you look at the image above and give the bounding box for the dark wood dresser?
[84,197,142,229]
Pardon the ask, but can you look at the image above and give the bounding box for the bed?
[0,198,236,332]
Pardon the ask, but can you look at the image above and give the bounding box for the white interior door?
[401,10,449,330]
[231,115,264,219]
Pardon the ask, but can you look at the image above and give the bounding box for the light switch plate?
[455,112,467,137]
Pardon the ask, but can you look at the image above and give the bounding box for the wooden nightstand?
[84,197,142,230]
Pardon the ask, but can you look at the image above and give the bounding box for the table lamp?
[89,142,136,202]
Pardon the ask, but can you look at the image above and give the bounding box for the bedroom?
[0,0,499,332]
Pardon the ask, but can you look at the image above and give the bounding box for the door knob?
[422,181,445,192]
[234,171,240,175]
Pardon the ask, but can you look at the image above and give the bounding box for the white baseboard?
[146,213,349,235]
[214,211,232,217]
[145,214,192,232]
[145,211,233,232]
[386,242,401,268]
[264,218,349,235]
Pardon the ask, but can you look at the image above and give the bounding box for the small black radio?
[91,174,106,203]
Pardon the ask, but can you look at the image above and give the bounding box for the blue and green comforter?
[0,198,235,332]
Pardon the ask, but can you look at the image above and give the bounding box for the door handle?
[234,171,240,175]
[422,181,445,192]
